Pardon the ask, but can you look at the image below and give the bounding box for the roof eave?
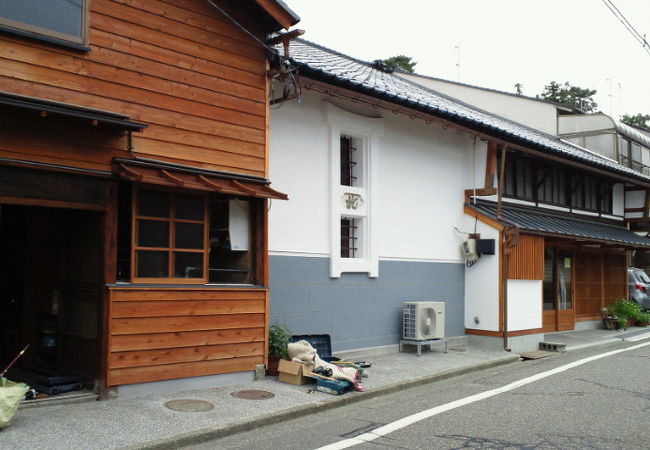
[297,65,650,188]
[254,0,300,30]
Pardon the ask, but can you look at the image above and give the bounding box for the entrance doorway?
[0,205,104,394]
[543,247,575,332]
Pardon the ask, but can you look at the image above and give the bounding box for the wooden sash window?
[132,188,207,283]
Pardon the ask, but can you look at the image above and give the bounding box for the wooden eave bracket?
[266,29,305,58]
[160,169,184,186]
[117,163,143,181]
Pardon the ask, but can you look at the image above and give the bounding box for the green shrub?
[607,299,642,321]
[268,324,291,359]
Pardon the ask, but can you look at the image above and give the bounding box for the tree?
[514,83,523,95]
[382,55,417,73]
[621,113,650,131]
[537,81,598,113]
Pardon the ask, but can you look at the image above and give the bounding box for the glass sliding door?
[543,247,575,331]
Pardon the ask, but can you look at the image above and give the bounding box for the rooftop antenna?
[454,42,462,81]
[606,77,613,116]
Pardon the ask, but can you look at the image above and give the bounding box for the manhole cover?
[230,390,275,400]
[164,399,214,412]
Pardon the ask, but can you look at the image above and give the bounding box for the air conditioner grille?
[403,303,417,339]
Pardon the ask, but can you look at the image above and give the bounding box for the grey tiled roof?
[283,40,650,184]
[471,200,650,247]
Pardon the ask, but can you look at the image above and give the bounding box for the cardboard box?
[277,360,314,385]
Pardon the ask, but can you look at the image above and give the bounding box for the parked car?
[628,268,650,310]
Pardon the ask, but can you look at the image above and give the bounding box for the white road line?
[315,341,650,450]
[624,331,650,342]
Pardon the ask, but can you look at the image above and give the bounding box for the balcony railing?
[618,154,650,176]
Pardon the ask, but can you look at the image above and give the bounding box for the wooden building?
[0,0,298,396]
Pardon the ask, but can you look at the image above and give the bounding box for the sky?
[283,0,650,118]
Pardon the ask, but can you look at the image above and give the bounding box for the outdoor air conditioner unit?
[403,301,445,340]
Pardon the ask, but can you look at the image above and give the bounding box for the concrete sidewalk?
[2,328,647,450]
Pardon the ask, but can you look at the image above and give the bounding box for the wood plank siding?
[507,234,544,280]
[107,287,268,386]
[575,250,603,319]
[0,0,268,176]
[575,250,626,320]
[603,253,627,305]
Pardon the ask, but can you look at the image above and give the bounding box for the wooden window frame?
[0,0,89,49]
[503,154,535,202]
[131,187,208,284]
[503,154,614,214]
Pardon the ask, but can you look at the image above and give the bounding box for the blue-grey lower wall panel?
[269,256,465,352]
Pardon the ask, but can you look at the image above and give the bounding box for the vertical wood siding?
[107,287,267,386]
[0,0,268,176]
[603,253,627,305]
[575,250,604,318]
[507,234,544,280]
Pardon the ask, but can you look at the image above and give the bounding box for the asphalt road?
[187,341,650,449]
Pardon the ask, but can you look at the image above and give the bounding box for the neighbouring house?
[0,0,298,398]
[395,72,582,136]
[399,73,650,270]
[268,40,650,353]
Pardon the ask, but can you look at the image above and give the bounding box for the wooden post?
[496,145,507,218]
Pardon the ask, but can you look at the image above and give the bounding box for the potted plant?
[267,324,291,376]
[608,300,642,328]
[635,312,650,327]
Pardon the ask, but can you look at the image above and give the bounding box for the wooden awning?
[112,158,288,200]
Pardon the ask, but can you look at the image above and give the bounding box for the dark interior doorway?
[0,205,103,393]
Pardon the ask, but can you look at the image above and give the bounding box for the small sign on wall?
[229,199,249,251]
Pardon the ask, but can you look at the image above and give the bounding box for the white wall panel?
[463,216,500,331]
[507,280,542,331]
[269,94,330,254]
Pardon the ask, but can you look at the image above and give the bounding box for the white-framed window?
[324,103,383,278]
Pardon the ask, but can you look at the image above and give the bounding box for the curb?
[124,355,520,450]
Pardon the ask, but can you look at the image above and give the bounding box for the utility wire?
[601,0,650,56]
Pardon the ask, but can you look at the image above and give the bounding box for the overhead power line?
[601,0,650,57]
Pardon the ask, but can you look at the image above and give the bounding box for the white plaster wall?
[268,93,330,255]
[376,114,471,261]
[398,74,559,135]
[612,183,624,216]
[269,91,473,263]
[462,216,500,331]
[558,114,614,135]
[507,280,542,331]
[463,139,489,190]
[626,189,645,209]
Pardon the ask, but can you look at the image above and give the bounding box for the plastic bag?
[0,377,29,429]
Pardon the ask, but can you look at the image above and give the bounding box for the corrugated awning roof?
[0,92,147,132]
[113,158,288,200]
[470,200,650,248]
